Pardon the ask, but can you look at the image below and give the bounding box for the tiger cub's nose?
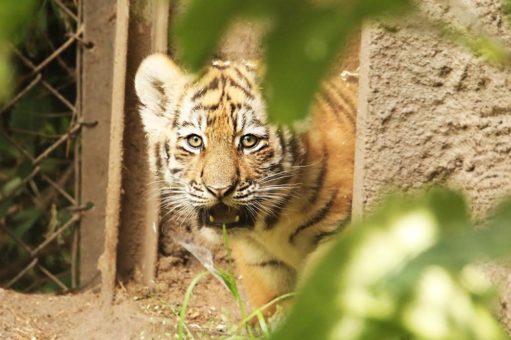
[205,182,237,198]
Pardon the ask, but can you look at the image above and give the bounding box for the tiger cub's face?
[135,54,297,232]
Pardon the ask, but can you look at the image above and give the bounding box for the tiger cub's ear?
[134,53,185,136]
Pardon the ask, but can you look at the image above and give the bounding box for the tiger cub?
[135,54,356,314]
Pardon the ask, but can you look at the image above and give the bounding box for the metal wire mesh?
[0,0,88,293]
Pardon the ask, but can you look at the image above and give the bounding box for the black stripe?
[332,82,357,114]
[237,182,251,191]
[177,145,193,154]
[231,104,238,133]
[250,259,284,267]
[188,192,204,199]
[154,142,163,174]
[172,91,188,127]
[164,143,171,159]
[191,77,220,101]
[313,231,336,244]
[313,217,350,244]
[240,111,247,131]
[249,259,292,272]
[192,103,220,112]
[308,148,328,205]
[264,192,294,229]
[172,108,181,128]
[207,115,220,126]
[333,88,357,127]
[249,118,263,126]
[191,88,207,102]
[179,122,194,128]
[289,189,338,243]
[169,168,181,175]
[174,153,187,161]
[257,145,271,157]
[276,128,286,159]
[219,76,227,101]
[242,103,254,112]
[266,162,284,174]
[234,191,253,200]
[227,77,254,99]
[288,133,301,165]
[321,87,356,127]
[234,66,253,89]
[319,90,345,125]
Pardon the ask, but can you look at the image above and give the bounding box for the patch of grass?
[178,270,209,340]
[236,292,296,338]
[177,224,296,339]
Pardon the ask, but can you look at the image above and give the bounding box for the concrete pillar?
[354,0,511,218]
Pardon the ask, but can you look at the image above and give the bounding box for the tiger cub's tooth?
[209,215,215,223]
[234,215,240,222]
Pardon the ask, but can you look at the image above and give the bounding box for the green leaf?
[0,51,14,102]
[175,0,411,123]
[1,177,22,197]
[174,0,242,71]
[0,0,37,42]
[0,0,36,102]
[441,25,511,68]
[264,5,351,123]
[264,0,411,123]
[215,267,241,300]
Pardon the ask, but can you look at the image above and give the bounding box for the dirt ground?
[0,255,242,339]
[2,255,511,339]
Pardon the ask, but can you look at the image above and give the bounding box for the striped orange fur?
[135,54,356,314]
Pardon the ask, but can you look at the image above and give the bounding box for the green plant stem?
[238,292,296,328]
[178,271,209,340]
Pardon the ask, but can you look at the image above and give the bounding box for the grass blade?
[178,271,210,340]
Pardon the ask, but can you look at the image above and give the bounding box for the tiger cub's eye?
[186,134,203,148]
[241,134,259,148]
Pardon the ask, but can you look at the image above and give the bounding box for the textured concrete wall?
[354,0,511,219]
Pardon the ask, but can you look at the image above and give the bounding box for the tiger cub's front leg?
[231,238,296,317]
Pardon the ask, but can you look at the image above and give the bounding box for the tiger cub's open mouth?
[199,203,254,229]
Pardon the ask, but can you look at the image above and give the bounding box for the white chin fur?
[200,227,223,245]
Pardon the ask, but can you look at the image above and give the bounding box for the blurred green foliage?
[272,189,510,339]
[174,0,411,123]
[173,0,511,338]
[0,0,79,292]
[0,1,36,102]
[175,0,511,123]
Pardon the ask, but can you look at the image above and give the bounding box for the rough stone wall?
[354,0,511,219]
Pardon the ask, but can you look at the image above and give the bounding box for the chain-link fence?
[0,0,89,293]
